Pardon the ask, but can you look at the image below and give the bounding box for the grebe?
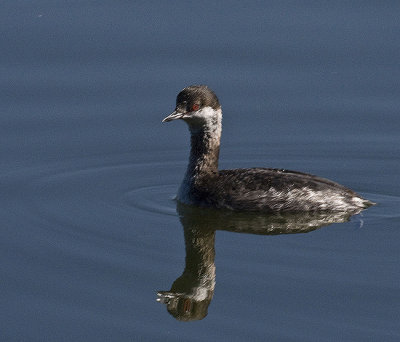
[162,85,373,212]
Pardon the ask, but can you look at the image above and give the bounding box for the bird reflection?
[157,203,365,321]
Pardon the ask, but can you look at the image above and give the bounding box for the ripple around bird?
[3,151,396,227]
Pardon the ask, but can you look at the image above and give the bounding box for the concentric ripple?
[2,150,398,231]
[123,184,178,216]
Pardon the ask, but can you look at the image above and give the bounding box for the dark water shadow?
[157,203,365,321]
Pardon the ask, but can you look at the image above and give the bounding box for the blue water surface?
[1,1,399,341]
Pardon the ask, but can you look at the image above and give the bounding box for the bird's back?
[188,168,372,212]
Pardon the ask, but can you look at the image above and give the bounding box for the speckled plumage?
[163,85,374,212]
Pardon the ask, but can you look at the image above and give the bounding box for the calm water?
[1,1,399,341]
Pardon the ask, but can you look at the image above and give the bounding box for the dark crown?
[176,85,221,112]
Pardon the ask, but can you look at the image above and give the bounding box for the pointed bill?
[162,110,184,122]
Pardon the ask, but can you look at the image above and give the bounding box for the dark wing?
[202,168,360,211]
[218,168,356,194]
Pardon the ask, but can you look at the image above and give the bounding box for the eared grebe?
[162,85,373,212]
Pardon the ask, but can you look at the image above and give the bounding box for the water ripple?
[2,152,397,227]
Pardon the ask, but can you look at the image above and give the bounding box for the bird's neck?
[187,111,222,177]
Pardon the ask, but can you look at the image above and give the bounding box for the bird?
[162,85,374,212]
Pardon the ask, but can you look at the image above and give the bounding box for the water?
[1,1,399,341]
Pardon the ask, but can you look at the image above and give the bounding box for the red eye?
[192,104,200,111]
